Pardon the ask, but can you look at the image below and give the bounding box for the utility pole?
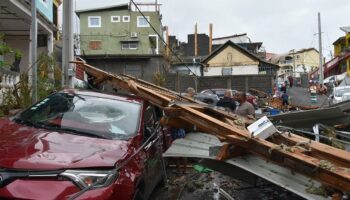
[318,12,324,83]
[30,0,37,103]
[194,23,198,57]
[292,49,296,77]
[62,0,74,88]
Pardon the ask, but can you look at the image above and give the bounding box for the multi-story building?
[270,48,319,79]
[76,3,165,81]
[324,26,350,78]
[0,0,61,73]
[169,31,271,76]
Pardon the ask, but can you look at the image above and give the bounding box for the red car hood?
[0,118,132,170]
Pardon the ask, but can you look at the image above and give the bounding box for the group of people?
[309,80,328,95]
[185,87,255,118]
[216,90,255,118]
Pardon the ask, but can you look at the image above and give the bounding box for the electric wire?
[129,0,200,79]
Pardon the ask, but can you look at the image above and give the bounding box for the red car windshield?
[16,92,141,140]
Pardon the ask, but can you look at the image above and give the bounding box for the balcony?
[0,68,20,88]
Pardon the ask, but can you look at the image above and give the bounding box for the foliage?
[0,53,62,115]
[0,73,31,115]
[37,52,62,100]
[0,33,12,68]
[14,50,22,60]
[152,70,166,86]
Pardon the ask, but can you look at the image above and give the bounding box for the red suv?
[0,90,170,200]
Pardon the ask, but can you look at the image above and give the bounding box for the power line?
[130,0,200,79]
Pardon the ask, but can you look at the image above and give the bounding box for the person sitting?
[235,92,255,117]
[216,90,236,112]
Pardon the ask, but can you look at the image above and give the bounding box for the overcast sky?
[75,0,350,59]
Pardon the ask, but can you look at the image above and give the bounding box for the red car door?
[140,104,165,198]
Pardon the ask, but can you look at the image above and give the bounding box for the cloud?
[76,0,350,59]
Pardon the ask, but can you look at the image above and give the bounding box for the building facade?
[76,3,165,82]
[201,41,278,76]
[270,48,319,79]
[324,26,350,78]
[0,0,61,73]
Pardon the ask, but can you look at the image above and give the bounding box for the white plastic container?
[247,116,277,139]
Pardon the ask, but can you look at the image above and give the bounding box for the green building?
[76,3,165,81]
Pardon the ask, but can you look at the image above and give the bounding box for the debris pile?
[73,59,350,198]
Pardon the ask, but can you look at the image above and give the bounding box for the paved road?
[287,86,329,108]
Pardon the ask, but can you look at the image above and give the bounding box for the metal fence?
[164,73,274,94]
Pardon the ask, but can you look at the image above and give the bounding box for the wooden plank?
[73,59,350,193]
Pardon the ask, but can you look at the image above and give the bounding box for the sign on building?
[36,0,53,23]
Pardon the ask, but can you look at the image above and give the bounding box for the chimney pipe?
[209,23,213,54]
[195,23,198,56]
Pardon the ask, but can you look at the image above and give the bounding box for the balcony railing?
[0,68,20,88]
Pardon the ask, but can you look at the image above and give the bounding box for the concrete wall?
[170,65,202,76]
[83,56,165,83]
[4,36,48,73]
[165,73,274,94]
[204,65,258,76]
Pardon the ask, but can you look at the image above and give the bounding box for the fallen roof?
[269,101,350,129]
[73,59,350,194]
[163,132,329,200]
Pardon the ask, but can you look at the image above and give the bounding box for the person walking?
[281,91,289,109]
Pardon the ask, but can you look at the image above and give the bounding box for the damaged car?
[0,90,170,200]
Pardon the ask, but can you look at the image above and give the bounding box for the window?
[89,40,102,50]
[222,67,232,75]
[111,16,120,22]
[38,35,48,47]
[122,42,138,50]
[122,16,130,22]
[88,16,101,28]
[18,93,142,139]
[137,16,150,27]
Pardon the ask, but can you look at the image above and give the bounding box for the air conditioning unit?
[130,32,138,38]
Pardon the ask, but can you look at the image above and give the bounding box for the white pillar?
[30,0,38,103]
[62,0,74,88]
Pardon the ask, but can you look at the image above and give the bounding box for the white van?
[330,86,350,104]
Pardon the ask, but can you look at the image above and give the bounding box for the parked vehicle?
[341,92,350,102]
[200,88,238,99]
[198,89,258,108]
[0,90,170,200]
[330,86,350,105]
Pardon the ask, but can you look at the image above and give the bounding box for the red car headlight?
[60,169,117,189]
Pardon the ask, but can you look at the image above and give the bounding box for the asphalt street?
[287,86,329,108]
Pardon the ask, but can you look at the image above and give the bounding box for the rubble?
[73,59,350,197]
